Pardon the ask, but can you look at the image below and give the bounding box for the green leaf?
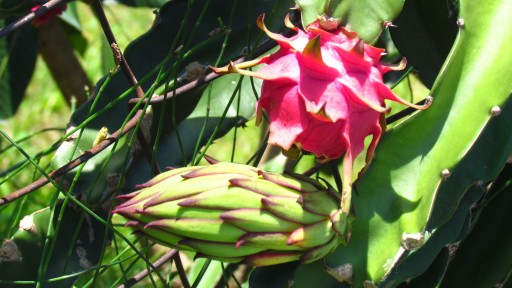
[389,0,458,88]
[188,259,223,288]
[51,127,132,205]
[381,185,485,286]
[114,0,171,8]
[295,0,405,42]
[124,73,262,188]
[439,171,512,287]
[60,0,293,197]
[0,204,107,287]
[427,98,512,230]
[0,0,33,18]
[0,19,38,119]
[319,0,512,286]
[250,262,300,288]
[59,3,88,56]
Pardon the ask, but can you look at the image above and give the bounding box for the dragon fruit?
[31,3,67,27]
[113,162,348,266]
[212,14,431,205]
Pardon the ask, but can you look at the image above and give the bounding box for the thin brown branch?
[91,0,144,99]
[0,0,68,38]
[91,0,160,175]
[1,25,298,206]
[118,249,178,288]
[0,110,144,206]
[129,28,298,106]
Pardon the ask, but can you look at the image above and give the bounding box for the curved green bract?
[295,0,404,42]
[321,0,512,286]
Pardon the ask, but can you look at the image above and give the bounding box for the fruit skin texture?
[212,14,430,201]
[112,162,348,266]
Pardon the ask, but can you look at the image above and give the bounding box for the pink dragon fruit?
[31,3,67,27]
[212,14,431,202]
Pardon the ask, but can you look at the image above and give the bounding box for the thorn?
[457,18,465,28]
[350,39,365,56]
[491,106,502,117]
[383,21,396,29]
[441,169,451,180]
[302,35,323,61]
[204,155,219,164]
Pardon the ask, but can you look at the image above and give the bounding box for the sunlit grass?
[0,3,155,231]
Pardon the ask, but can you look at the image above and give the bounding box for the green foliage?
[0,19,37,118]
[0,203,106,287]
[439,164,512,287]
[321,0,512,285]
[2,0,512,287]
[389,0,458,88]
[295,0,404,42]
[0,0,33,18]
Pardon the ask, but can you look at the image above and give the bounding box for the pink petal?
[259,82,309,150]
[296,118,347,159]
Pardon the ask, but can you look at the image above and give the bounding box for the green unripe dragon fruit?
[113,162,348,266]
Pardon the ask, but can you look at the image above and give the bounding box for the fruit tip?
[235,239,245,248]
[203,155,219,164]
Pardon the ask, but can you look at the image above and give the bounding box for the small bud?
[401,232,425,250]
[457,18,465,28]
[183,62,207,81]
[76,246,92,269]
[326,263,353,284]
[0,239,22,263]
[92,127,109,147]
[19,214,37,233]
[363,280,377,288]
[491,106,502,116]
[441,169,451,180]
[317,14,341,31]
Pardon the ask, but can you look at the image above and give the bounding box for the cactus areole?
[212,14,431,196]
[113,163,349,266]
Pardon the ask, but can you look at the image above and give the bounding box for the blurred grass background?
[0,2,154,230]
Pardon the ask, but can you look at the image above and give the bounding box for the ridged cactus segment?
[259,171,318,193]
[261,196,327,224]
[244,251,303,266]
[144,205,225,220]
[228,178,301,197]
[220,209,302,232]
[298,191,339,216]
[288,220,333,248]
[179,239,265,258]
[300,235,339,263]
[126,221,183,248]
[144,173,252,206]
[177,186,265,209]
[113,162,346,265]
[135,166,198,189]
[181,162,259,178]
[145,219,246,243]
[237,232,302,251]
